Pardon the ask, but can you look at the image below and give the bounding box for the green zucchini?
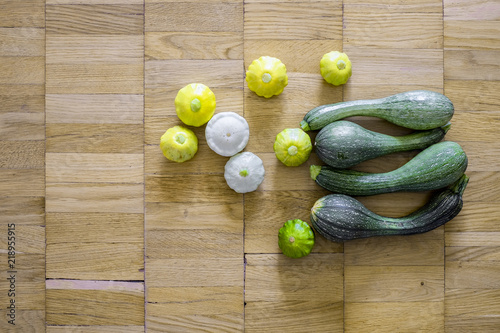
[310,141,467,196]
[310,174,469,242]
[300,90,454,131]
[315,120,450,168]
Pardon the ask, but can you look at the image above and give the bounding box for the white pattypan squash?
[224,152,265,193]
[205,112,250,157]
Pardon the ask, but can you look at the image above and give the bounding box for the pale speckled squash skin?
[300,90,454,131]
[311,174,468,242]
[314,120,450,169]
[311,141,468,196]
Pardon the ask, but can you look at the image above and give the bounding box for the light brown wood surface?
[1,0,499,331]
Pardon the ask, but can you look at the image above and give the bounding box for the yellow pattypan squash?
[320,51,352,86]
[246,56,288,98]
[273,128,312,167]
[175,83,216,127]
[160,126,198,163]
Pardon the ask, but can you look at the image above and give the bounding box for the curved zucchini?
[315,120,450,168]
[310,141,467,196]
[300,90,454,131]
[310,174,469,242]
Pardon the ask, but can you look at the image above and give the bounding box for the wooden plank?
[444,81,500,111]
[0,169,45,197]
[345,301,444,333]
[443,0,500,21]
[46,63,144,94]
[444,50,500,81]
[0,84,45,113]
[0,0,45,28]
[0,140,45,169]
[344,229,444,266]
[46,153,144,183]
[0,57,45,85]
[46,183,144,213]
[46,123,144,154]
[46,36,143,64]
[462,171,500,202]
[46,94,144,124]
[47,326,145,333]
[0,311,45,332]
[0,27,45,56]
[445,20,500,50]
[343,0,442,12]
[145,32,243,60]
[345,266,444,302]
[446,247,500,262]
[245,253,343,332]
[46,212,144,244]
[0,112,45,141]
[146,287,243,332]
[46,284,144,326]
[244,2,342,40]
[46,242,144,280]
[146,258,244,288]
[343,6,442,48]
[0,196,45,225]
[445,261,500,289]
[445,288,500,332]
[341,48,444,88]
[146,201,243,230]
[0,253,45,307]
[145,174,241,204]
[46,4,144,35]
[147,229,243,259]
[145,2,243,32]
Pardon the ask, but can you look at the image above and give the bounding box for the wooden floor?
[1,0,499,332]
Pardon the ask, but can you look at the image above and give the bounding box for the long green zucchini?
[300,90,454,131]
[310,174,469,242]
[315,120,450,168]
[310,141,467,196]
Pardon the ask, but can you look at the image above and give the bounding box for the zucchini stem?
[441,122,452,134]
[310,165,321,181]
[450,174,469,195]
[300,120,311,131]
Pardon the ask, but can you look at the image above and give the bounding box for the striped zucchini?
[300,90,454,131]
[315,120,450,168]
[310,174,469,242]
[310,141,468,196]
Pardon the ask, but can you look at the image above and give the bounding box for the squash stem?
[262,73,272,83]
[441,122,452,134]
[239,169,249,177]
[310,165,321,181]
[175,133,186,145]
[450,174,469,195]
[300,120,311,131]
[336,59,346,70]
[190,98,201,112]
[288,145,298,156]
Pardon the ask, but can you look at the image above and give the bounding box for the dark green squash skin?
[311,174,469,242]
[300,90,454,131]
[314,120,450,168]
[311,141,468,196]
